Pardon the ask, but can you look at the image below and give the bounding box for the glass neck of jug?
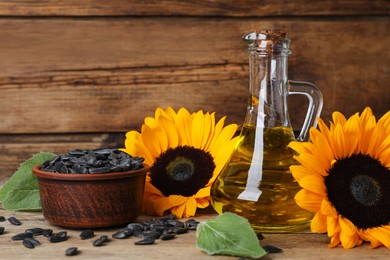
[243,30,292,129]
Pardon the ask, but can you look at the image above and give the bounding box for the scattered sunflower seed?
[257,233,264,240]
[48,233,68,243]
[65,247,79,256]
[11,232,33,241]
[80,229,95,240]
[134,237,155,245]
[22,237,41,249]
[42,229,53,237]
[25,227,46,236]
[8,216,21,225]
[160,233,176,241]
[0,227,4,235]
[0,216,6,222]
[263,244,283,253]
[112,228,133,239]
[92,235,109,247]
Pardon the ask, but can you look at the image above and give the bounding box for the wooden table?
[0,208,388,260]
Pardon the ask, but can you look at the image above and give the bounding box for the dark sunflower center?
[349,175,381,206]
[150,145,215,197]
[325,153,390,229]
[166,157,194,181]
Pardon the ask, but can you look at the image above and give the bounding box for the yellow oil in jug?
[211,125,313,233]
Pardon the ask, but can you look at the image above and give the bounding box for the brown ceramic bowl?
[33,164,149,229]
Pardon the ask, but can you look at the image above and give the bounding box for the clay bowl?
[33,164,149,229]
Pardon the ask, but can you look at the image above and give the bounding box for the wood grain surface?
[0,207,389,259]
[0,1,389,180]
[0,0,387,17]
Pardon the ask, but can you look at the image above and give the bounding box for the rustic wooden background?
[0,0,389,180]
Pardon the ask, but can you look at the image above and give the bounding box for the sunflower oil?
[211,125,313,233]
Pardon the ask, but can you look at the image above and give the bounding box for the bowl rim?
[33,163,149,181]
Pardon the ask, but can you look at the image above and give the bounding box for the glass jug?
[211,30,323,233]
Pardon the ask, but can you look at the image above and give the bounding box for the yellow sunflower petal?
[158,116,179,148]
[339,217,361,249]
[342,113,361,157]
[207,116,227,151]
[310,212,327,233]
[331,124,347,159]
[175,107,192,145]
[289,141,312,156]
[191,110,205,149]
[309,128,334,169]
[183,197,198,218]
[209,123,239,159]
[327,215,341,237]
[199,112,212,150]
[298,175,326,197]
[368,120,387,158]
[294,153,329,177]
[379,110,390,134]
[141,125,163,158]
[332,111,347,126]
[294,189,323,212]
[290,165,310,182]
[170,202,187,218]
[359,113,377,154]
[203,112,216,150]
[320,199,338,218]
[328,233,341,248]
[317,117,332,144]
[195,197,210,208]
[360,227,390,249]
[193,186,211,198]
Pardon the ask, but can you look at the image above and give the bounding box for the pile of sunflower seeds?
[0,214,200,256]
[40,148,144,174]
[1,214,282,256]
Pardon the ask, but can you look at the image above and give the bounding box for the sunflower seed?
[48,233,68,243]
[0,227,5,235]
[22,238,35,249]
[134,237,155,245]
[80,229,95,240]
[257,233,264,240]
[173,227,188,234]
[92,235,109,247]
[12,232,33,241]
[8,216,21,225]
[112,228,133,239]
[22,237,41,248]
[25,228,46,236]
[65,247,79,256]
[127,223,144,231]
[42,229,53,237]
[263,245,283,253]
[160,233,176,241]
[56,231,68,238]
[0,216,6,222]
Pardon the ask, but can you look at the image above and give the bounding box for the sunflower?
[122,107,238,218]
[289,107,390,249]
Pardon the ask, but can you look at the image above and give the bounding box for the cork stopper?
[242,29,291,55]
[260,29,286,38]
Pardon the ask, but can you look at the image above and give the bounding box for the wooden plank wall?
[0,0,389,180]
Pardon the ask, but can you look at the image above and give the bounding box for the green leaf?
[1,189,42,211]
[0,152,56,211]
[196,212,267,259]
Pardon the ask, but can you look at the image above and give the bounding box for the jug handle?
[288,80,323,142]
